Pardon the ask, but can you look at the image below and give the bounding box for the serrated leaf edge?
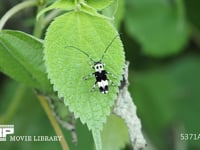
[43,11,125,131]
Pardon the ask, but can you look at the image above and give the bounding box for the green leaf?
[0,30,51,92]
[81,2,113,20]
[125,0,189,57]
[44,11,125,149]
[37,0,113,21]
[101,115,129,150]
[86,0,114,10]
[37,0,74,20]
[102,0,125,29]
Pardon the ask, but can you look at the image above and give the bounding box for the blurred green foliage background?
[0,0,200,150]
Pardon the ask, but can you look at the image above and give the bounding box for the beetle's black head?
[93,62,104,72]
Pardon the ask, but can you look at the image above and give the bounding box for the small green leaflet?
[37,0,74,20]
[86,0,114,10]
[44,11,125,150]
[37,0,114,20]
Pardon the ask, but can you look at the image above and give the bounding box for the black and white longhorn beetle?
[65,35,119,94]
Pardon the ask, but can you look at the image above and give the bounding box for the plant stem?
[0,0,37,30]
[113,62,146,150]
[0,84,26,124]
[37,94,70,150]
[33,2,45,38]
[44,10,61,27]
[33,1,69,150]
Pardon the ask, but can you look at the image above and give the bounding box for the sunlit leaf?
[44,11,125,150]
[86,0,114,10]
[102,0,125,29]
[37,0,74,20]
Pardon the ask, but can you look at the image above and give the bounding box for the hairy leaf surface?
[45,11,125,130]
[45,11,125,150]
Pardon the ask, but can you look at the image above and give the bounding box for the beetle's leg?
[82,73,94,80]
[90,81,97,92]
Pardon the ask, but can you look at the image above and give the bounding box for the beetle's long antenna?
[65,46,95,62]
[100,34,119,61]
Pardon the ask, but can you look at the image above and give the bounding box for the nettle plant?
[0,0,145,150]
